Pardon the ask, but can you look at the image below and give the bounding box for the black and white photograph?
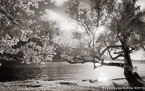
[0,0,145,91]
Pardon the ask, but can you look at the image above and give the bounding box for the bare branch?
[79,19,92,42]
[102,40,124,60]
[108,50,124,60]
[60,56,80,64]
[61,53,124,68]
[62,55,124,68]
[101,45,122,55]
[114,51,124,54]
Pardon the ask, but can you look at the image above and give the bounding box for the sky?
[35,0,77,43]
[39,0,145,40]
[39,0,145,60]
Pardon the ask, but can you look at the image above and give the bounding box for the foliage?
[66,0,110,57]
[0,0,60,64]
[66,0,145,61]
[102,0,145,60]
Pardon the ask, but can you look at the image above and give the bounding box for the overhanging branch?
[102,40,124,60]
[102,62,124,67]
[101,45,122,55]
[61,53,124,68]
[61,56,80,64]
[107,49,124,60]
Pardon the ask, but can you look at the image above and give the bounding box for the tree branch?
[102,62,124,67]
[102,40,124,60]
[108,49,124,60]
[61,53,124,68]
[101,45,122,55]
[60,56,80,64]
[0,9,18,25]
[79,19,92,42]
[94,55,104,61]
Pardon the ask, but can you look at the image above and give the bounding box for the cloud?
[43,9,78,31]
[50,0,69,6]
[41,9,83,43]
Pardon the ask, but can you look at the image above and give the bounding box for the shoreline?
[0,62,144,91]
[0,77,144,91]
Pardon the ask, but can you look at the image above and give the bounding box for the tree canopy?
[0,0,61,64]
[0,0,145,89]
[65,0,145,88]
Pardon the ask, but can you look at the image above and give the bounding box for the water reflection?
[95,65,125,82]
[97,71,108,82]
[0,62,144,82]
[95,67,109,82]
[98,77,108,82]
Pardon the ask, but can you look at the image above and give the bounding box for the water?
[0,62,144,82]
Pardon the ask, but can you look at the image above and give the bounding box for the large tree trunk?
[123,49,145,91]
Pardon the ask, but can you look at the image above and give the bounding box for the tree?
[65,0,108,67]
[101,0,145,88]
[0,0,31,62]
[65,0,145,89]
[0,0,60,64]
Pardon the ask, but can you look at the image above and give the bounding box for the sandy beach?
[0,77,144,91]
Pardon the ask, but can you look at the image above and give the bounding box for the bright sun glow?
[98,77,108,82]
[98,72,108,82]
[95,68,109,82]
